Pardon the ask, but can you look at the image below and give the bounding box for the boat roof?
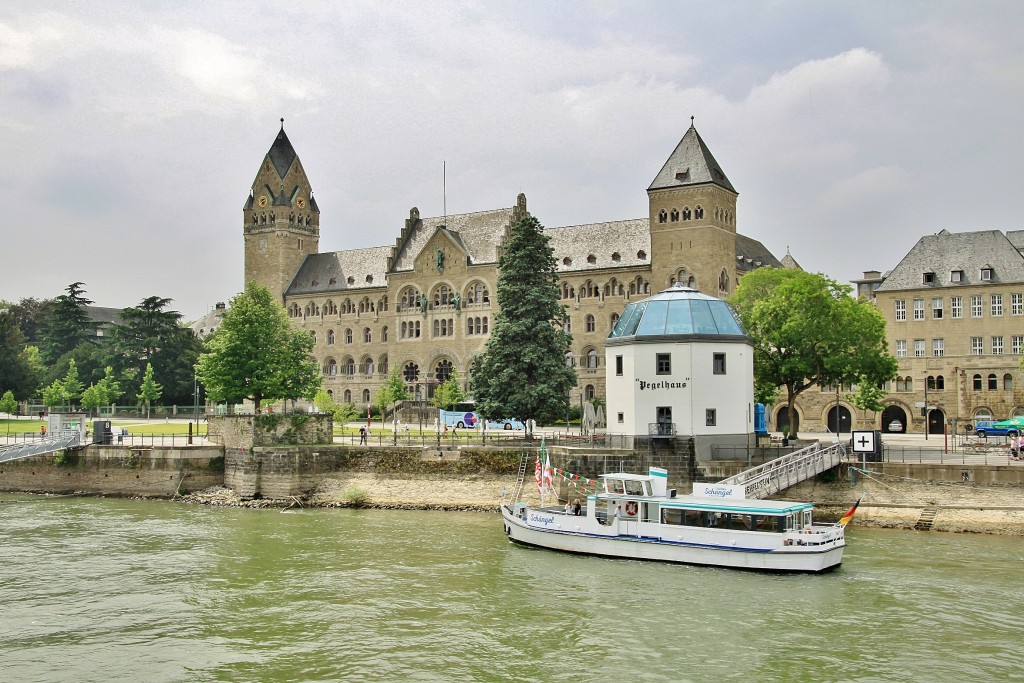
[601,472,655,482]
[593,491,812,514]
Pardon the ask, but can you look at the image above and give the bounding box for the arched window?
[564,351,575,367]
[434,285,451,306]
[988,374,998,390]
[935,375,945,390]
[363,327,371,343]
[586,348,599,369]
[326,329,335,345]
[362,389,371,403]
[345,328,353,344]
[403,362,419,382]
[324,358,337,376]
[682,207,691,221]
[585,315,595,333]
[905,377,913,392]
[695,205,704,219]
[719,269,729,294]
[896,377,905,392]
[400,286,420,309]
[563,317,571,334]
[341,389,351,403]
[309,330,316,345]
[382,326,388,342]
[1005,374,1014,391]
[670,208,679,222]
[344,358,355,376]
[585,384,595,400]
[379,354,388,375]
[658,209,667,223]
[435,359,453,382]
[610,312,620,328]
[973,374,982,391]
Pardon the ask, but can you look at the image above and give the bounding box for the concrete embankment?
[4,442,1024,535]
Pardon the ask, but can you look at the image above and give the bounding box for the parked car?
[887,420,903,433]
[974,420,1018,438]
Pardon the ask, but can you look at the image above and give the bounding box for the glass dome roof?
[607,284,746,341]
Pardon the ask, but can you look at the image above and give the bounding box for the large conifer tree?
[472,212,575,432]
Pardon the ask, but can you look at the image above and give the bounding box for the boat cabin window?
[660,507,786,532]
[802,510,813,527]
[624,480,647,496]
[606,479,626,494]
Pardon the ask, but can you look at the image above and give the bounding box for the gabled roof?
[547,219,651,273]
[391,208,515,271]
[736,235,784,273]
[286,247,392,296]
[648,122,736,193]
[876,229,1024,292]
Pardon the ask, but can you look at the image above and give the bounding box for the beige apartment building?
[238,121,783,413]
[773,229,1024,436]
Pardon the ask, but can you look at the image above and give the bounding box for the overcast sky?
[2,1,1022,322]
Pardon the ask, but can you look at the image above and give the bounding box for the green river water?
[1,494,1022,683]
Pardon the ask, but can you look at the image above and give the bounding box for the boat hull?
[500,505,844,573]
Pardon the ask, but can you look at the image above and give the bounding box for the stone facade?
[243,122,783,416]
[207,414,333,449]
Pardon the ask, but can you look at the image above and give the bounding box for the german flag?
[839,496,863,527]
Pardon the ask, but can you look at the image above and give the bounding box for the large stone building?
[771,229,1024,436]
[242,121,782,414]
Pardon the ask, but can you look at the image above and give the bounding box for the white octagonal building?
[605,284,754,459]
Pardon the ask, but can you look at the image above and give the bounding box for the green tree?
[42,379,66,410]
[196,282,319,411]
[137,363,163,419]
[472,211,576,434]
[0,297,51,344]
[729,268,897,439]
[80,384,103,417]
[374,367,410,429]
[110,296,203,404]
[96,366,123,409]
[313,388,359,427]
[40,282,98,365]
[62,359,84,410]
[431,369,466,411]
[0,390,17,436]
[849,376,888,413]
[0,310,38,397]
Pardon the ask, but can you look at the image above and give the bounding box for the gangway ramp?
[718,441,846,499]
[0,431,83,464]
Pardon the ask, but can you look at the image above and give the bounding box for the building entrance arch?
[927,408,945,435]
[827,405,852,435]
[775,407,799,434]
[881,405,907,433]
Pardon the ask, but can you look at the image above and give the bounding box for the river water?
[2,495,1022,683]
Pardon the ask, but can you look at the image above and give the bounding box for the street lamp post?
[924,376,929,441]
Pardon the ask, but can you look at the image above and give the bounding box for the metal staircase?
[915,507,939,531]
[0,431,83,464]
[718,441,847,499]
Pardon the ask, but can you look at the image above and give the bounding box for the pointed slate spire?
[648,118,736,193]
[267,118,298,179]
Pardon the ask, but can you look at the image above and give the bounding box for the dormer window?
[611,252,621,261]
[923,271,935,284]
[950,270,963,283]
[311,279,318,286]
[329,277,337,285]
[675,168,689,181]
[563,257,572,266]
[587,254,596,264]
[347,276,355,285]
[366,275,373,283]
[637,250,647,260]
[981,268,993,281]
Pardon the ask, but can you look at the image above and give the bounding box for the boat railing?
[718,441,847,499]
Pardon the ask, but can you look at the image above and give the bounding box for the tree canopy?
[729,268,897,438]
[39,282,98,365]
[471,212,576,432]
[196,282,319,410]
[0,310,37,398]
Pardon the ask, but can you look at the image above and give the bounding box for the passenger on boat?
[564,501,572,514]
[572,499,582,516]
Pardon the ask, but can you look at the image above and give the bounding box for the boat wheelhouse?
[501,467,846,572]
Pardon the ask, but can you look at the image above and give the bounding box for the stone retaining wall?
[0,445,224,497]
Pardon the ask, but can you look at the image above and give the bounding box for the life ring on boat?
[625,501,638,516]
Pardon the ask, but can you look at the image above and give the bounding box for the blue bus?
[438,402,525,430]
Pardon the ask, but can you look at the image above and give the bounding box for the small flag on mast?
[839,496,863,527]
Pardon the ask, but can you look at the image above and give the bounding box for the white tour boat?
[500,467,850,573]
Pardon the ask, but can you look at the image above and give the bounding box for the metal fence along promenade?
[0,430,83,463]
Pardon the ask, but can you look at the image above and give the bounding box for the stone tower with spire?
[647,119,739,297]
[243,120,320,303]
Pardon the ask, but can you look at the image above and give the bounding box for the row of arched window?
[565,349,601,369]
[288,296,389,319]
[396,282,492,312]
[656,205,733,225]
[561,251,646,268]
[561,276,650,301]
[890,374,1014,392]
[564,313,620,335]
[311,326,387,345]
[251,212,313,226]
[323,354,390,377]
[402,359,455,383]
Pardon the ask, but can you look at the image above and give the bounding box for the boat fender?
[625,501,638,516]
